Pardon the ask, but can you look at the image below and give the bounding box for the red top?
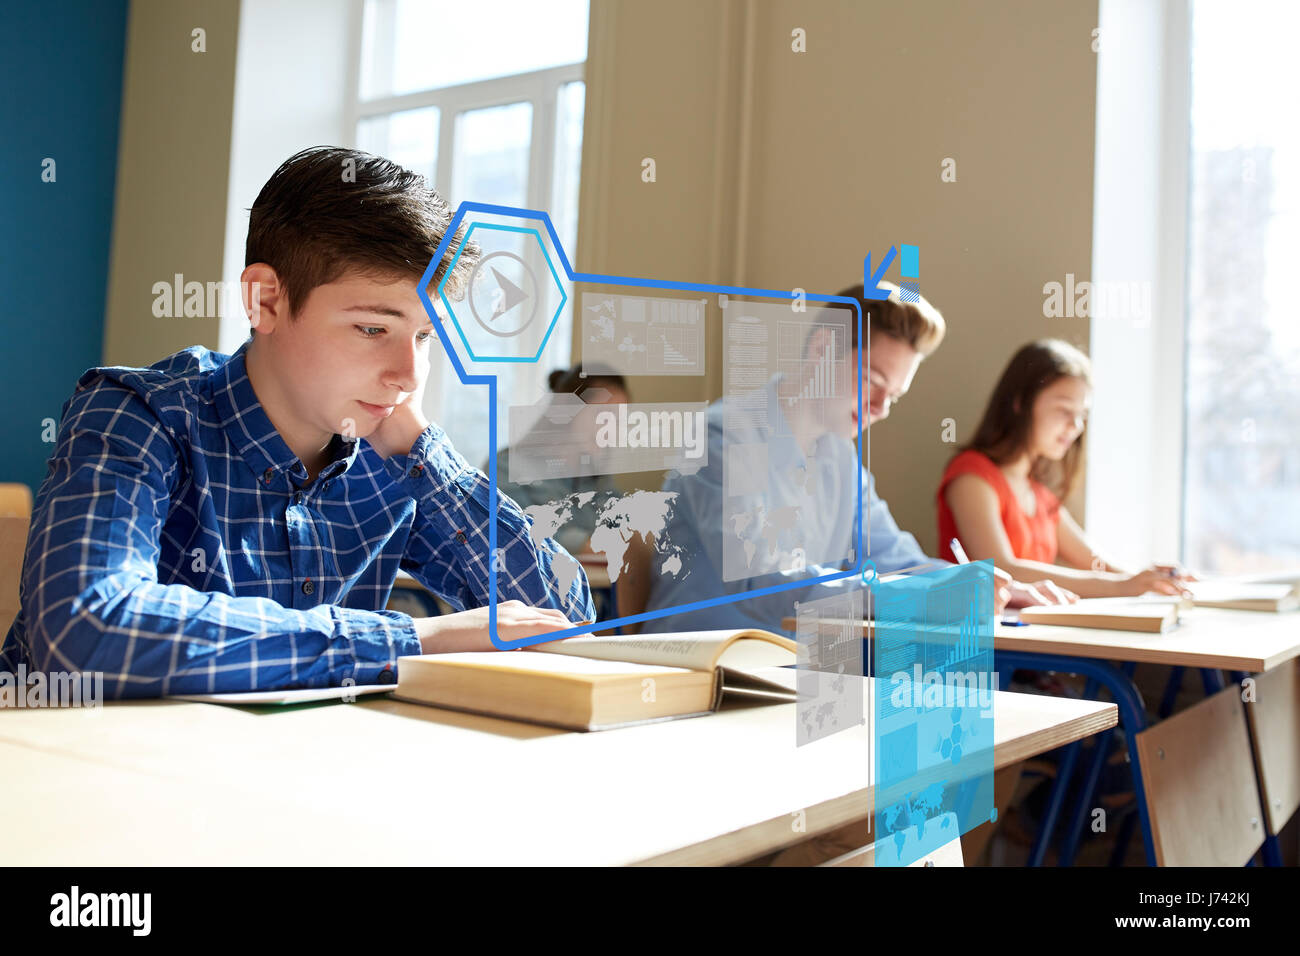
[936,449,1060,564]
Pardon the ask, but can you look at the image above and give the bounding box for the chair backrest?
[613,532,656,635]
[0,483,33,518]
[1244,658,1300,837]
[1,514,31,636]
[1134,684,1264,865]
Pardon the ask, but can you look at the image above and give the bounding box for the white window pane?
[551,80,585,264]
[439,103,536,467]
[356,105,439,184]
[362,0,589,99]
[1184,0,1300,574]
[451,101,533,207]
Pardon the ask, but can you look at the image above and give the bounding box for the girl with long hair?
[937,339,1192,598]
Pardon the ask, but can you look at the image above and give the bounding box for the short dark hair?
[245,146,479,317]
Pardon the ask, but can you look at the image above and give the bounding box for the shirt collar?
[212,340,360,488]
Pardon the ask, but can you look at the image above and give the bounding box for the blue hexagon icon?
[436,220,568,364]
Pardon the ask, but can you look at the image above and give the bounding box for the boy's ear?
[241,263,288,333]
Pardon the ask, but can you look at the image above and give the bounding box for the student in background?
[641,284,1070,636]
[490,365,629,557]
[937,338,1192,598]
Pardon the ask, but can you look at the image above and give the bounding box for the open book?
[395,630,797,732]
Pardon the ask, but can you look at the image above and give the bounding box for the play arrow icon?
[489,266,528,320]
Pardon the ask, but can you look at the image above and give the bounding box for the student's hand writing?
[992,568,1013,615]
[1032,579,1078,604]
[1152,564,1198,584]
[1118,568,1193,598]
[1003,578,1078,609]
[993,582,1013,616]
[991,569,1076,613]
[414,600,580,653]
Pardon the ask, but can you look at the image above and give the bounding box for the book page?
[723,664,798,696]
[537,630,795,673]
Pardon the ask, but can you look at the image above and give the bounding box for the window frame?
[1086,0,1191,569]
[343,0,585,435]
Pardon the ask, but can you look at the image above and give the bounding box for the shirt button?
[410,464,424,477]
[302,579,314,595]
[377,667,395,685]
[455,531,467,544]
[262,468,274,483]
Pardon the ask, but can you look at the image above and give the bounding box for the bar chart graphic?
[945,600,981,667]
[779,321,841,402]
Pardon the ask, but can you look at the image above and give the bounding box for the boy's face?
[255,271,433,444]
[823,331,923,440]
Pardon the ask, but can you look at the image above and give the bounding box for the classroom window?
[1181,0,1300,575]
[354,0,589,468]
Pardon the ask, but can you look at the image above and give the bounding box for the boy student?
[0,147,591,698]
[937,338,1194,597]
[641,283,1073,635]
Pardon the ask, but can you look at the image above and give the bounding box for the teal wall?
[0,1,130,493]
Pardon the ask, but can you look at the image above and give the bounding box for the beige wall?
[578,0,1098,553]
[103,0,239,367]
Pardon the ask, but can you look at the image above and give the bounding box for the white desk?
[0,685,1114,866]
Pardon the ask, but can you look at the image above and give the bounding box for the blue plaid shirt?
[1,342,593,697]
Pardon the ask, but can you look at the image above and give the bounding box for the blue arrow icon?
[862,246,898,300]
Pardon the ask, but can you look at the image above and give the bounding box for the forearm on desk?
[23,575,422,696]
[995,557,1125,598]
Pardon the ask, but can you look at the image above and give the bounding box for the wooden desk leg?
[960,761,1024,865]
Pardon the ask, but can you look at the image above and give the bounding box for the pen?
[953,537,1031,626]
